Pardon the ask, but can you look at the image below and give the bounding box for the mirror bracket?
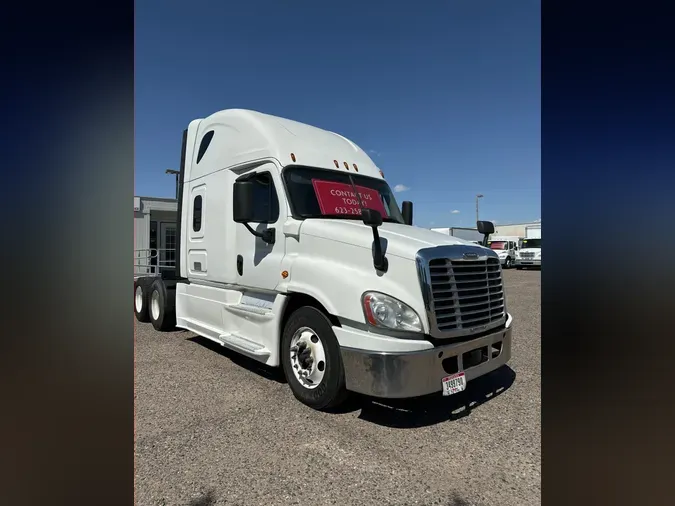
[243,222,276,245]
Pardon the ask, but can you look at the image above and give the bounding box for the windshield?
[522,238,541,248]
[488,241,508,250]
[282,166,404,223]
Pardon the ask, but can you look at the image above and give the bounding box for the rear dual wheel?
[134,279,151,322]
[148,280,176,331]
[134,278,175,331]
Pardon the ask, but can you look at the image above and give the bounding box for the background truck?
[430,227,484,243]
[486,235,520,269]
[515,224,541,269]
[133,109,513,411]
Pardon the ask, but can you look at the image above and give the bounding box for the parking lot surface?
[135,269,541,506]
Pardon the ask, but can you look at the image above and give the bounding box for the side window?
[196,131,214,164]
[193,195,203,231]
[249,173,279,223]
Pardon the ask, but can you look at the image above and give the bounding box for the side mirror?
[361,208,383,227]
[361,208,387,272]
[233,181,255,223]
[477,220,495,247]
[402,201,413,226]
[233,179,275,244]
[476,220,495,235]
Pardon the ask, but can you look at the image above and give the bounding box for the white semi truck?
[515,224,541,269]
[133,109,513,410]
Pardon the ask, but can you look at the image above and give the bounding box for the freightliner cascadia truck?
[134,109,513,411]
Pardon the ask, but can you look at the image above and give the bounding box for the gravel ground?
[135,269,541,506]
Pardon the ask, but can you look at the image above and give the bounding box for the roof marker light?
[334,160,339,168]
[353,163,359,172]
[344,162,349,170]
[290,153,296,162]
[379,170,385,177]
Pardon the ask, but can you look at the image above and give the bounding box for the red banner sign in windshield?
[312,180,388,217]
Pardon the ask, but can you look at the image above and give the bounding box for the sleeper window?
[196,131,214,164]
[193,195,203,231]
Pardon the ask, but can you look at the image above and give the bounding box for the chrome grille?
[426,255,505,334]
[520,252,535,258]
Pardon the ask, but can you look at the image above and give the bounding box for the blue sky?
[135,0,540,228]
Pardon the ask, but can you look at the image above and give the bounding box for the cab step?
[217,332,270,358]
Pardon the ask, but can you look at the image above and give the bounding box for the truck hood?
[299,219,482,260]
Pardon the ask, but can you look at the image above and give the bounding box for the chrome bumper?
[340,319,512,398]
[515,258,541,266]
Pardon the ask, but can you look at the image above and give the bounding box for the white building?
[493,221,541,238]
[134,196,178,275]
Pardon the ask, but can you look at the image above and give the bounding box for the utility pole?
[475,194,483,223]
[166,169,180,200]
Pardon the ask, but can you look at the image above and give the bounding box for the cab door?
[234,166,286,292]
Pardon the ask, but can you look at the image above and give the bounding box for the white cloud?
[393,184,410,193]
[451,210,460,214]
[369,149,381,157]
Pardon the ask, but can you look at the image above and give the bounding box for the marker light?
[290,153,296,162]
[334,160,339,168]
[379,170,385,177]
[353,163,359,172]
[362,292,422,332]
[344,161,349,170]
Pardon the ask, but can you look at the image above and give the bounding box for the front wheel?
[281,306,349,411]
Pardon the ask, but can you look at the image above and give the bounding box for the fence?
[134,248,176,278]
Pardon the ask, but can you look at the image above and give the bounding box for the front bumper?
[515,258,541,267]
[339,314,512,398]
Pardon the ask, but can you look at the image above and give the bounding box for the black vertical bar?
[174,129,188,279]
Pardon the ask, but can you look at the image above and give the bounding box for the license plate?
[442,372,466,396]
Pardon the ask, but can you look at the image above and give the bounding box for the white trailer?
[430,227,484,243]
[525,224,541,239]
[133,109,513,410]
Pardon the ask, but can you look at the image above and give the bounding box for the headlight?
[362,292,422,332]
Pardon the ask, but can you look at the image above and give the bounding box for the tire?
[134,279,151,323]
[148,279,176,331]
[281,306,349,411]
[505,256,513,269]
